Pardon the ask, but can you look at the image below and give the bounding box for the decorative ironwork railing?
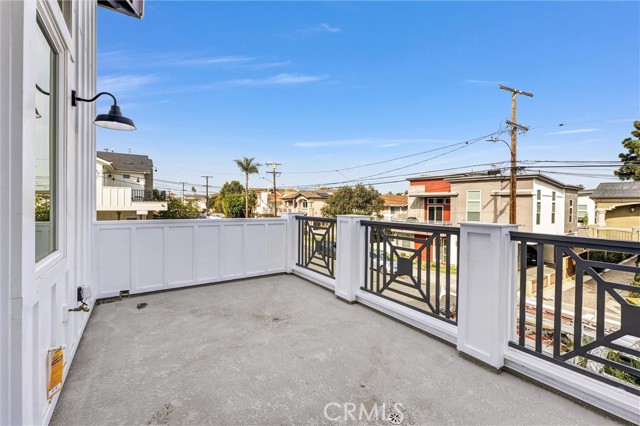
[360,221,460,324]
[296,216,337,279]
[510,231,640,395]
[131,189,166,202]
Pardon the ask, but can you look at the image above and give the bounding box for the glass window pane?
[35,22,57,262]
[468,191,480,201]
[467,212,480,221]
[467,201,480,211]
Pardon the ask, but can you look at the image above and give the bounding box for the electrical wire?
[283,129,508,175]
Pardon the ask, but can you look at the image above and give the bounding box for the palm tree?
[234,157,260,218]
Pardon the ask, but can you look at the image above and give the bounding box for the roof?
[408,172,581,191]
[382,194,408,206]
[591,182,640,200]
[97,151,154,173]
[281,190,333,200]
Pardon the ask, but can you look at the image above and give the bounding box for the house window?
[301,200,308,209]
[35,21,58,262]
[123,174,131,179]
[428,206,443,224]
[466,190,481,221]
[578,204,588,223]
[551,191,556,224]
[569,199,574,223]
[536,190,541,225]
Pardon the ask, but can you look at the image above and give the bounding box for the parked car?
[317,240,336,260]
[370,251,398,275]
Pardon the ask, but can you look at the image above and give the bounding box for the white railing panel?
[266,222,287,271]
[134,227,164,292]
[221,224,244,280]
[166,226,195,286]
[94,219,288,298]
[195,225,220,281]
[97,227,132,296]
[245,223,267,274]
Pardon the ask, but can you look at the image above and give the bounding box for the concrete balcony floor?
[51,275,617,425]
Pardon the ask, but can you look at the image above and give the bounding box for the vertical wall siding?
[0,0,98,424]
[94,219,288,298]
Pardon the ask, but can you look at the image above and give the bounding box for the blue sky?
[96,1,639,195]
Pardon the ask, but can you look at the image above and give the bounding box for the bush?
[588,250,630,265]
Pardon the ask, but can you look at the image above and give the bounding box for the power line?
[283,129,508,175]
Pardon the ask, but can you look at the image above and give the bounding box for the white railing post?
[282,212,303,273]
[457,222,518,369]
[335,215,369,302]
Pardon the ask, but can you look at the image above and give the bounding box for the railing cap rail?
[295,216,337,223]
[360,219,460,234]
[510,230,640,253]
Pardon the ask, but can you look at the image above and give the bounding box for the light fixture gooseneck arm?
[71,90,118,107]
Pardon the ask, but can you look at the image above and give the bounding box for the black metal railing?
[361,221,460,324]
[296,216,337,279]
[510,231,640,395]
[131,189,166,202]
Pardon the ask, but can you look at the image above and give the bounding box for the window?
[35,21,57,262]
[551,191,556,224]
[536,190,541,225]
[569,199,574,223]
[123,174,131,179]
[466,190,481,221]
[301,200,308,209]
[578,204,588,223]
[428,206,443,223]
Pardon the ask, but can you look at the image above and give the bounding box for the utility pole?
[499,85,533,225]
[201,175,213,210]
[264,162,282,216]
[181,182,186,203]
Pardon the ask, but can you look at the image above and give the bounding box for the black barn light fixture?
[71,90,136,131]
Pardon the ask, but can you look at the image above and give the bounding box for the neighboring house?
[1,1,144,424]
[577,189,597,226]
[591,181,640,228]
[254,188,285,216]
[183,193,208,211]
[381,194,408,221]
[96,151,167,220]
[282,190,333,217]
[407,172,580,234]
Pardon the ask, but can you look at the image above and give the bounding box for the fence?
[295,216,337,278]
[360,220,459,324]
[510,232,640,396]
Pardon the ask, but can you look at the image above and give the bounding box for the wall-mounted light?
[71,90,136,131]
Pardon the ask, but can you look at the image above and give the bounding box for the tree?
[614,121,640,181]
[234,157,260,218]
[213,180,245,213]
[221,193,245,218]
[213,180,257,217]
[320,184,385,218]
[159,197,202,219]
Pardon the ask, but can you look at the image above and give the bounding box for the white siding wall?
[0,1,97,424]
[578,195,597,226]
[94,219,288,298]
[531,180,566,235]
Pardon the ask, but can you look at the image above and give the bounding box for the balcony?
[50,215,638,424]
[97,186,168,215]
[51,275,618,425]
